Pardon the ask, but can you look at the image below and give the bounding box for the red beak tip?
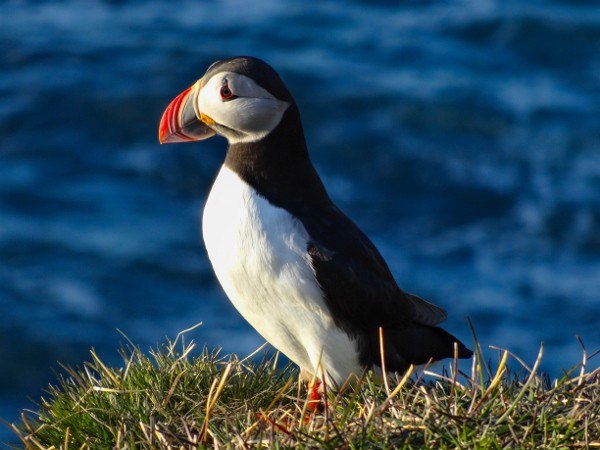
[158,86,195,144]
[158,135,175,144]
[158,131,168,144]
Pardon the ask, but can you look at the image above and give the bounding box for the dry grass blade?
[201,362,233,443]
[9,335,598,449]
[379,327,391,396]
[374,364,414,416]
[496,343,544,424]
[89,349,120,386]
[470,349,508,414]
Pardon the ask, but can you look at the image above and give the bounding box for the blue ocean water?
[0,0,599,442]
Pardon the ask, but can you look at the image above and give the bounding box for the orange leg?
[306,379,322,412]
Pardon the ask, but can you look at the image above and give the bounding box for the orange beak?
[158,84,216,144]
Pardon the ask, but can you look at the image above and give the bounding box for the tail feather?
[362,324,473,373]
[405,293,448,326]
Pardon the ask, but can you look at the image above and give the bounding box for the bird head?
[159,57,292,145]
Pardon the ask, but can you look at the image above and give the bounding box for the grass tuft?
[8,332,600,449]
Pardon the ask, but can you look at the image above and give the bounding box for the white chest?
[202,165,360,384]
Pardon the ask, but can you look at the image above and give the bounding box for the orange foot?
[306,379,322,412]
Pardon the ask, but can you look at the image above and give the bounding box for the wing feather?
[296,205,447,331]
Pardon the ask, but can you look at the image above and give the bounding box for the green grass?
[8,329,600,449]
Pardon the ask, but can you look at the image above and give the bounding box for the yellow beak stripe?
[200,113,216,126]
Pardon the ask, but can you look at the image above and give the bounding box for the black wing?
[296,204,447,334]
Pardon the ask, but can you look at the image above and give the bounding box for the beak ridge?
[158,84,216,144]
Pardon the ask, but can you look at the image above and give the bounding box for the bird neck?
[224,104,331,212]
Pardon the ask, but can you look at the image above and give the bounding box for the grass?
[8,327,600,449]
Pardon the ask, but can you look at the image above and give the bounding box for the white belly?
[202,165,361,385]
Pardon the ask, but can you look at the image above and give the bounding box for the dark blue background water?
[1,0,599,442]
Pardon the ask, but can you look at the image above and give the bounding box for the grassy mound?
[10,332,599,449]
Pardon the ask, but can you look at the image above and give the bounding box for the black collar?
[224,104,331,215]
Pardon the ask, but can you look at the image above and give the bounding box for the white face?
[196,72,290,144]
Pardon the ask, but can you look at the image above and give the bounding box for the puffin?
[158,56,472,396]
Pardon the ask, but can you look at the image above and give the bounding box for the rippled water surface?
[1,0,599,441]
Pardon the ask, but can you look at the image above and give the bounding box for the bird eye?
[220,85,235,100]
